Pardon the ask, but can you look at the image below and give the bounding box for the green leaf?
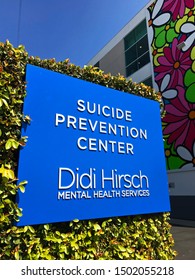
[5,139,19,150]
[2,98,9,107]
[12,140,19,149]
[70,241,79,250]
[28,226,35,233]
[14,251,20,260]
[5,139,12,150]
[19,185,25,193]
[16,208,23,217]
[0,98,9,107]
[122,252,129,258]
[87,247,96,254]
[0,165,15,179]
[117,245,126,252]
[94,223,101,231]
[44,224,50,230]
[64,246,69,255]
[19,180,28,185]
[24,226,28,233]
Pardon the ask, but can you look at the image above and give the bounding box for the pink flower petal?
[164,104,187,117]
[163,118,187,134]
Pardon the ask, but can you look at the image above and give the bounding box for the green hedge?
[0,40,177,260]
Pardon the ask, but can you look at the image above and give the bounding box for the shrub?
[0,41,177,260]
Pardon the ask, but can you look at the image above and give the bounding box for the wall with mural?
[147,0,195,171]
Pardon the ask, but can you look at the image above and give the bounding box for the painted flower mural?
[177,143,195,169]
[147,0,195,170]
[155,35,192,88]
[163,93,195,151]
[161,0,194,21]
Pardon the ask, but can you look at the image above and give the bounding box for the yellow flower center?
[188,11,193,17]
[153,50,157,56]
[165,24,170,31]
[165,149,171,157]
[173,61,180,69]
[148,19,153,27]
[188,110,195,120]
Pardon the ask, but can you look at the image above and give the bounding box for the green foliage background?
[0,41,176,260]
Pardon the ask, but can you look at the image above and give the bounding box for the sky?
[0,0,151,67]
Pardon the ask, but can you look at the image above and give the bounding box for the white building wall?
[87,1,153,68]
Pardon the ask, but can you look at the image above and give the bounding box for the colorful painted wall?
[147,0,195,171]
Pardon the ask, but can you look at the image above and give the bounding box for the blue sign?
[16,64,170,226]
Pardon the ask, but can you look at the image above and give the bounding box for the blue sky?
[0,0,150,66]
